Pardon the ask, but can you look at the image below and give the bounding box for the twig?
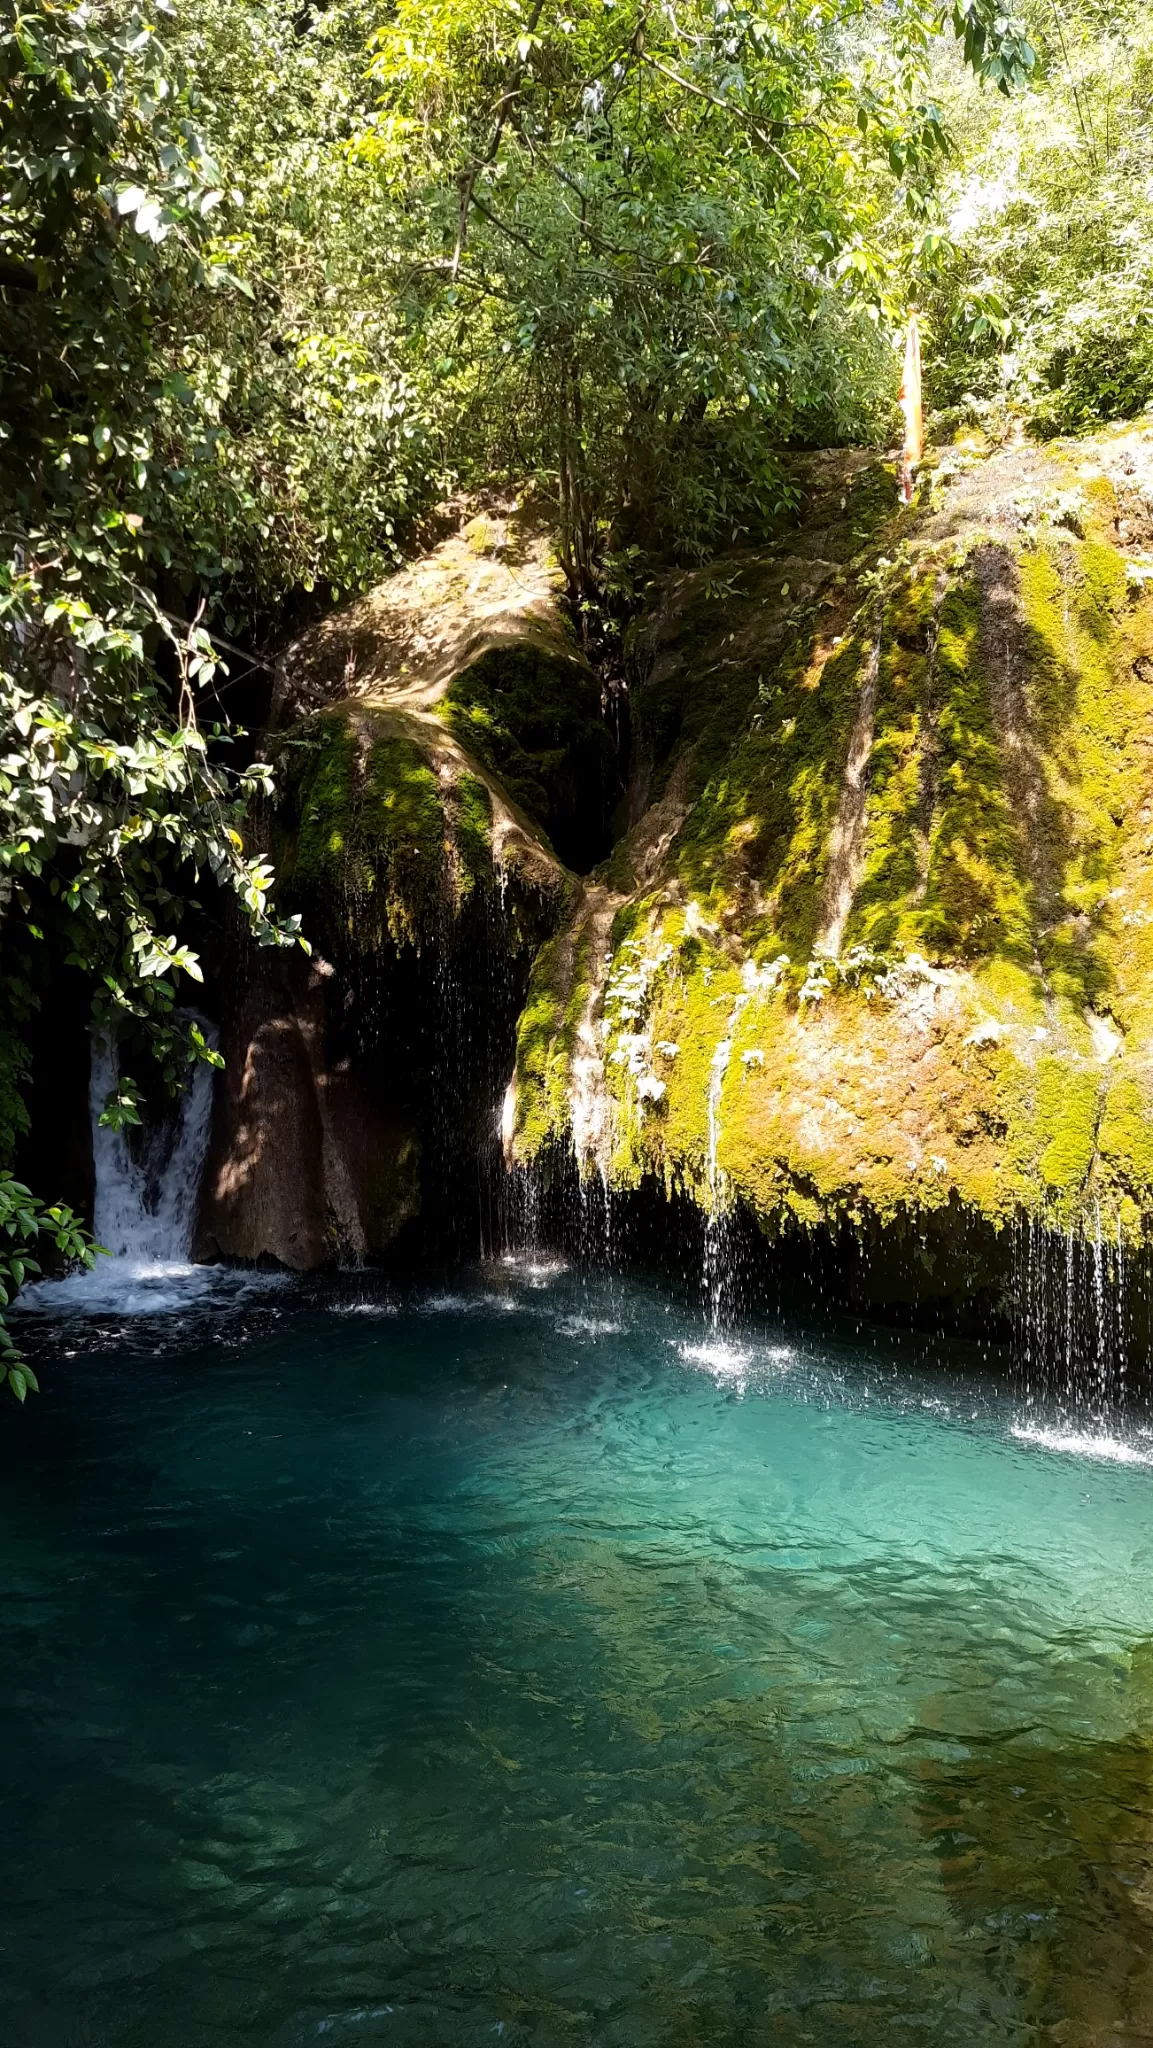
[637,51,801,181]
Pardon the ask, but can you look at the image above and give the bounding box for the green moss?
[1107,583,1153,1041]
[845,570,936,951]
[608,898,644,955]
[453,772,493,899]
[842,461,902,555]
[667,619,874,957]
[1034,1055,1100,1199]
[513,927,593,1158]
[771,634,875,959]
[643,947,741,1196]
[510,454,1153,1253]
[441,643,614,868]
[1015,536,1127,1010]
[358,735,446,945]
[632,609,763,810]
[290,712,359,898]
[918,576,1035,963]
[971,959,1044,1028]
[1096,1070,1153,1213]
[284,713,460,949]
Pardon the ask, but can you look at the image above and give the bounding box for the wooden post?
[898,310,923,505]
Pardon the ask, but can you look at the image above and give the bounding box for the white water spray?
[89,1033,216,1266]
[702,963,768,1328]
[1012,1204,1133,1447]
[703,1020,739,1331]
[21,1025,232,1315]
[700,957,788,1328]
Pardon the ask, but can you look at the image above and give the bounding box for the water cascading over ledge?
[1010,1212,1153,1425]
[195,730,567,1270]
[135,435,1153,1358]
[505,428,1153,1354]
[88,1034,215,1268]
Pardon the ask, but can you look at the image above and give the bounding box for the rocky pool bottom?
[5,1262,1153,2046]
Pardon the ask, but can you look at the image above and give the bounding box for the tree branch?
[637,52,801,182]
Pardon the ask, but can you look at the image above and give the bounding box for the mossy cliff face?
[275,499,617,870]
[275,703,565,957]
[203,505,598,1268]
[511,425,1153,1263]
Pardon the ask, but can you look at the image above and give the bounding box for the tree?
[0,0,310,1390]
[359,0,1036,594]
[918,0,1153,434]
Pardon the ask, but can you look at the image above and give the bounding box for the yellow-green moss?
[452,772,494,900]
[667,621,875,956]
[641,945,742,1196]
[282,713,499,949]
[512,442,1153,1249]
[1034,1055,1101,1202]
[919,576,1035,963]
[1014,533,1129,1012]
[1096,1069,1153,1213]
[513,927,593,1158]
[844,571,935,951]
[1108,578,1153,1042]
[289,711,359,897]
[357,734,446,944]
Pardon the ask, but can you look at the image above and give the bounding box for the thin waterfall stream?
[703,1018,739,1331]
[701,959,779,1336]
[88,1032,215,1267]
[1011,1206,1142,1459]
[20,1024,263,1315]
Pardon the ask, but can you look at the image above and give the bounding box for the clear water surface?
[5,1262,1153,2046]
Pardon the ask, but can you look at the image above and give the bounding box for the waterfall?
[702,969,761,1330]
[1012,1208,1134,1446]
[89,1033,216,1266]
[20,1025,221,1314]
[703,1026,737,1329]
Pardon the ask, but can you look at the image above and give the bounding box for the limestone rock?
[196,958,419,1269]
[512,425,1153,1253]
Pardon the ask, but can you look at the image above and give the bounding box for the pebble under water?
[5,1262,1153,2046]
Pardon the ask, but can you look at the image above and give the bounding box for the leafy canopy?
[0,0,313,1388]
[920,0,1153,434]
[357,0,1035,584]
